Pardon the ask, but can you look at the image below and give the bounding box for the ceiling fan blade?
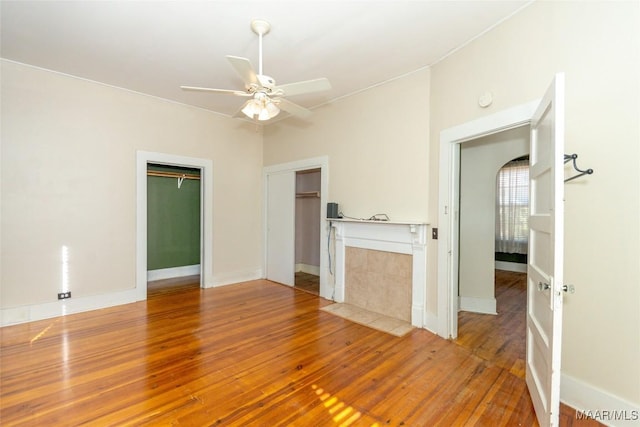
[274,78,331,97]
[276,98,313,118]
[226,55,259,87]
[180,86,251,96]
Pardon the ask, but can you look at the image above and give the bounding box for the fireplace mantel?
[328,219,428,328]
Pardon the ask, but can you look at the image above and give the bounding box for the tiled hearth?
[345,247,412,322]
[329,219,428,328]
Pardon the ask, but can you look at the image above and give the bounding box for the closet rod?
[147,171,201,180]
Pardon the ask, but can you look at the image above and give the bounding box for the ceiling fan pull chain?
[258,30,263,76]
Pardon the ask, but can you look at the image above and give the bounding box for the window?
[495,160,529,254]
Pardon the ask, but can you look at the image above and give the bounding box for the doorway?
[136,151,214,301]
[437,100,539,339]
[455,127,530,373]
[264,156,329,299]
[146,163,202,293]
[294,168,321,295]
[457,127,529,316]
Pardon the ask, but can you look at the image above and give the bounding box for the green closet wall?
[147,164,201,271]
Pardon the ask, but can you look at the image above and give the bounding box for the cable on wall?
[338,212,390,221]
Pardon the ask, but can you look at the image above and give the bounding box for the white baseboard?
[495,260,527,273]
[1,288,138,327]
[561,373,640,426]
[147,265,201,281]
[212,268,263,288]
[1,267,264,327]
[295,263,320,276]
[459,296,497,315]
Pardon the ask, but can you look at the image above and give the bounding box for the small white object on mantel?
[327,218,429,329]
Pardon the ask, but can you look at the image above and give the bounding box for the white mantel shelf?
[328,219,429,328]
[327,218,428,226]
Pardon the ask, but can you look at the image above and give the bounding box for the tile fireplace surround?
[329,219,428,328]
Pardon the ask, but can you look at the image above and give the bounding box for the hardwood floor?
[295,271,319,295]
[1,274,600,426]
[456,270,528,378]
[456,270,601,427]
[147,274,201,294]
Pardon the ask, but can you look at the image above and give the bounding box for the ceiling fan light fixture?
[241,99,260,118]
[242,93,280,121]
[265,101,280,118]
[257,108,270,121]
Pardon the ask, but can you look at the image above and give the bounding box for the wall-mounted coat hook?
[564,154,593,182]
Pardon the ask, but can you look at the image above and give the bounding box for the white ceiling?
[1,1,532,120]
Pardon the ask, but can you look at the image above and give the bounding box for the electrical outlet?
[58,291,71,300]
[432,228,438,239]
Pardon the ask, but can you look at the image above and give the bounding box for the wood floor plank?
[1,275,601,426]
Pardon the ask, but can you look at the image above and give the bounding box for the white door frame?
[136,151,214,300]
[437,101,539,338]
[263,156,329,299]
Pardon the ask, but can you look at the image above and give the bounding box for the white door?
[266,171,295,286]
[526,73,565,427]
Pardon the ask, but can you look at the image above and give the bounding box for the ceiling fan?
[181,19,331,122]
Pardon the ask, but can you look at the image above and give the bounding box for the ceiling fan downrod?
[250,19,271,77]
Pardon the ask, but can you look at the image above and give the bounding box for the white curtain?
[495,160,529,254]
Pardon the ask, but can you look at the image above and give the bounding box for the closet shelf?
[296,191,320,198]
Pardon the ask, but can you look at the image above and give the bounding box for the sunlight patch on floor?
[30,319,59,346]
[311,384,380,427]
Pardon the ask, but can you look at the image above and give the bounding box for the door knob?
[562,284,576,294]
[537,282,550,291]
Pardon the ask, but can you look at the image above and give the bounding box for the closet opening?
[294,168,321,295]
[146,163,202,293]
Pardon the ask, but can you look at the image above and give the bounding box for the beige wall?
[264,67,430,223]
[1,60,264,309]
[430,0,639,405]
[459,126,529,304]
